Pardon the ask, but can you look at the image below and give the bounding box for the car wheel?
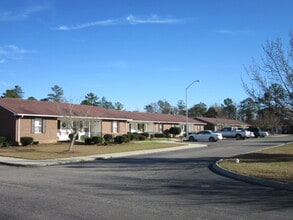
[189,136,195,141]
[209,137,216,142]
[235,134,242,140]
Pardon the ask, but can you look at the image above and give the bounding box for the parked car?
[220,127,252,140]
[260,130,269,137]
[247,127,269,138]
[188,130,223,142]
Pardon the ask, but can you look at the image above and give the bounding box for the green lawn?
[219,143,293,184]
[0,141,184,160]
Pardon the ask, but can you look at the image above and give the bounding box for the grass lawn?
[0,141,184,160]
[219,143,293,184]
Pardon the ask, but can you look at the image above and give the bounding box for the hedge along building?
[0,98,205,144]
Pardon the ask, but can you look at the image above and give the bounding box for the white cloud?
[125,14,180,24]
[57,14,181,31]
[0,45,30,61]
[56,19,117,31]
[0,3,50,22]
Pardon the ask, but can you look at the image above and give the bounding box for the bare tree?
[242,32,293,120]
[58,103,90,152]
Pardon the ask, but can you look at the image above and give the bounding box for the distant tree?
[2,85,23,98]
[221,98,237,119]
[80,92,99,106]
[144,103,159,113]
[205,106,218,118]
[238,98,258,123]
[242,31,293,120]
[99,96,115,109]
[188,102,207,118]
[176,100,186,116]
[256,107,280,131]
[157,100,173,114]
[27,96,37,100]
[114,102,124,110]
[47,85,65,102]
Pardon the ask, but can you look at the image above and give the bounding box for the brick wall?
[0,107,16,141]
[102,120,128,136]
[19,117,58,144]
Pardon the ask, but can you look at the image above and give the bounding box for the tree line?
[1,85,124,110]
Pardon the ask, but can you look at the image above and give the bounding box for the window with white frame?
[32,118,45,134]
[112,121,120,133]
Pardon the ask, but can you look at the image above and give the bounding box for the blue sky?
[0,0,292,111]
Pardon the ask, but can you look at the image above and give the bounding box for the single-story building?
[0,98,205,144]
[195,116,250,131]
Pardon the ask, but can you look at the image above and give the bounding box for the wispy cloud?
[0,4,50,22]
[125,14,180,24]
[214,28,254,36]
[57,19,117,31]
[0,45,30,61]
[57,14,181,31]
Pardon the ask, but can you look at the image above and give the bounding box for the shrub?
[0,136,6,147]
[103,134,113,142]
[20,136,34,146]
[114,135,130,144]
[163,129,170,137]
[154,133,165,138]
[84,137,93,145]
[141,132,149,138]
[169,127,182,137]
[92,136,104,144]
[127,132,139,141]
[138,135,146,141]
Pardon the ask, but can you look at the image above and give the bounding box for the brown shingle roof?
[195,116,249,127]
[0,98,204,124]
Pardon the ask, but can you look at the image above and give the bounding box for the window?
[32,118,45,134]
[112,121,120,133]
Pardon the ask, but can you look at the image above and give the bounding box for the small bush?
[138,135,146,141]
[127,132,139,141]
[154,133,165,138]
[84,137,93,145]
[114,135,130,144]
[0,136,6,147]
[103,134,113,142]
[141,132,149,138]
[92,136,104,144]
[20,136,34,146]
[33,141,39,145]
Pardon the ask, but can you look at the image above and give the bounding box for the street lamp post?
[185,80,200,138]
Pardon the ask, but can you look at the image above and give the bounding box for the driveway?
[0,136,292,219]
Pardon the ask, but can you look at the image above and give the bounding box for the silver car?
[188,130,223,142]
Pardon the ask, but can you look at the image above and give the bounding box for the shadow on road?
[64,156,293,211]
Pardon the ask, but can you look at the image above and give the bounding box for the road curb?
[212,159,293,191]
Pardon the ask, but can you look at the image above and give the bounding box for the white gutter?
[14,113,133,122]
[17,115,24,144]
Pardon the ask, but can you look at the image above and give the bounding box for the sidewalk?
[0,142,207,167]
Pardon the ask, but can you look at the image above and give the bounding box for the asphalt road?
[0,136,292,220]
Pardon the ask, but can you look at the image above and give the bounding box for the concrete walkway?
[0,142,207,167]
